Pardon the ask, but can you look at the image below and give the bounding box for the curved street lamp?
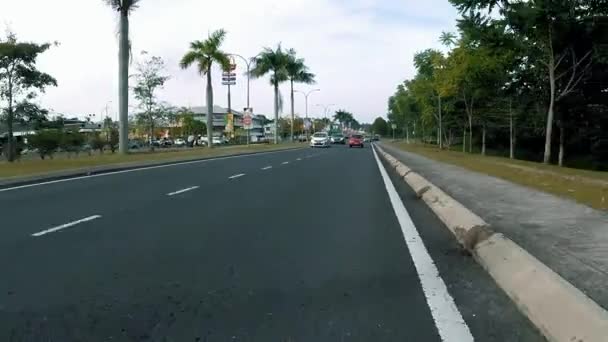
[294,89,320,139]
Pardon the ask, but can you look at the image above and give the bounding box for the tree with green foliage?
[371,117,389,136]
[28,129,62,159]
[133,53,169,151]
[59,130,85,157]
[0,31,57,161]
[250,44,291,144]
[180,29,230,148]
[104,0,141,154]
[450,0,608,163]
[286,49,315,142]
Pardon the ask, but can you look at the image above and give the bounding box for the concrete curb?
[0,146,303,190]
[374,145,608,342]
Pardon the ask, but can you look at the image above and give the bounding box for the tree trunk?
[543,55,556,164]
[468,113,473,153]
[206,68,214,149]
[5,73,15,162]
[149,117,155,152]
[462,128,466,153]
[405,124,409,144]
[558,124,565,167]
[509,100,515,159]
[438,96,443,149]
[273,82,279,145]
[290,80,295,142]
[481,125,486,156]
[118,10,130,155]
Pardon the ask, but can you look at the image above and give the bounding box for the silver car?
[310,132,330,148]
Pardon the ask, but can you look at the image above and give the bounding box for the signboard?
[222,77,236,81]
[225,113,234,132]
[243,108,253,130]
[222,73,236,77]
[391,124,397,129]
[304,119,312,130]
[222,81,236,85]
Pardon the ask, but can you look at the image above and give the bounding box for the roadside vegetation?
[381,1,608,172]
[391,141,608,210]
[0,143,302,179]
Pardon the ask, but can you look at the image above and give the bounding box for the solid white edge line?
[32,215,102,237]
[228,173,246,179]
[372,146,474,342]
[261,166,273,170]
[0,148,304,193]
[167,186,199,196]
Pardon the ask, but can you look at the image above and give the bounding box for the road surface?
[0,144,544,341]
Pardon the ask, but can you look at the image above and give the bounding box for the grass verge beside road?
[387,141,608,210]
[0,143,303,179]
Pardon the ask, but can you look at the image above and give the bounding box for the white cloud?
[0,0,458,123]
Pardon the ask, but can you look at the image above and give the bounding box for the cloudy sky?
[1,0,458,123]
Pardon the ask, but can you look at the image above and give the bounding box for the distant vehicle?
[363,136,371,142]
[128,141,142,149]
[373,135,380,141]
[160,138,173,147]
[297,134,307,142]
[174,138,186,146]
[310,132,330,148]
[330,134,345,144]
[199,136,225,146]
[349,134,364,148]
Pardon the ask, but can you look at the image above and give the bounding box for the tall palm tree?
[105,0,141,154]
[180,29,230,148]
[286,49,315,142]
[250,44,290,144]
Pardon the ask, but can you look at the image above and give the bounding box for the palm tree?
[250,44,290,144]
[180,29,230,148]
[105,0,141,154]
[286,49,315,142]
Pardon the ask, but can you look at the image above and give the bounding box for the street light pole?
[294,88,320,140]
[229,53,255,145]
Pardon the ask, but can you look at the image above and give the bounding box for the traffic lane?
[0,147,313,244]
[379,150,545,341]
[0,143,441,341]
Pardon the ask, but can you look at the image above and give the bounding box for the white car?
[310,132,330,148]
[174,138,186,146]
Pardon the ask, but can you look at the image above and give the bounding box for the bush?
[59,130,85,157]
[89,134,106,154]
[28,130,62,159]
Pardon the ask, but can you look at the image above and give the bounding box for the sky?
[1,0,458,123]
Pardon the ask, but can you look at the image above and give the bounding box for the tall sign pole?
[222,57,237,141]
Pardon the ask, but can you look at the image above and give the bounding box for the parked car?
[330,134,345,144]
[310,132,330,148]
[373,135,380,141]
[297,134,308,142]
[199,136,225,146]
[349,134,364,148]
[174,138,186,147]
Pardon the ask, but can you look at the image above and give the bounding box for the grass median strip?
[0,143,303,180]
[387,142,608,210]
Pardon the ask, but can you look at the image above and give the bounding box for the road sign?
[222,81,236,85]
[222,72,236,77]
[391,124,397,129]
[222,77,236,81]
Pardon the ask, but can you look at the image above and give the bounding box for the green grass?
[388,142,608,210]
[0,143,303,179]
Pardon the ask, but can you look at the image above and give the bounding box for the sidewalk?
[379,142,608,311]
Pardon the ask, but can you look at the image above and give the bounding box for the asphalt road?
[0,144,544,341]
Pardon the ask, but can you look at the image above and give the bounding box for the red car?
[349,134,364,148]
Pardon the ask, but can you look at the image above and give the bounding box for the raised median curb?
[0,146,303,190]
[374,144,608,342]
